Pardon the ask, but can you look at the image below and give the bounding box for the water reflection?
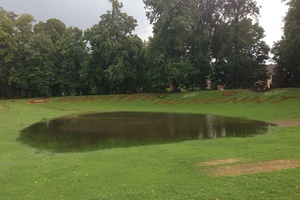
[18,112,274,152]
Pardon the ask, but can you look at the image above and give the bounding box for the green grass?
[0,88,300,199]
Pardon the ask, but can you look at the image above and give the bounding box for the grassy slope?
[0,88,299,200]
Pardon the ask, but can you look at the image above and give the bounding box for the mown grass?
[0,88,299,199]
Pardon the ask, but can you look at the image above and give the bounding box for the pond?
[18,112,274,152]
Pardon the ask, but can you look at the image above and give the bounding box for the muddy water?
[18,112,274,152]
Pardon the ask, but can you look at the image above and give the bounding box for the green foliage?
[144,0,269,91]
[144,0,201,91]
[0,8,17,97]
[0,7,88,97]
[57,27,87,95]
[84,1,144,94]
[272,0,300,87]
[210,0,269,88]
[0,0,278,97]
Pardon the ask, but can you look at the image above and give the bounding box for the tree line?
[0,0,298,98]
[272,0,300,87]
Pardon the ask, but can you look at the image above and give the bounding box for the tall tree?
[0,8,17,97]
[84,0,144,94]
[144,0,204,92]
[144,0,269,90]
[26,31,55,96]
[11,13,36,97]
[188,0,223,89]
[59,27,88,95]
[212,0,269,88]
[33,18,70,96]
[272,0,300,87]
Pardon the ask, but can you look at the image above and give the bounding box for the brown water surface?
[18,112,274,152]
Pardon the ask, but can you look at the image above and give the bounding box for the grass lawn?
[0,88,300,199]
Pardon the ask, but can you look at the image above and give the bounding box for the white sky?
[257,0,288,46]
[0,0,288,46]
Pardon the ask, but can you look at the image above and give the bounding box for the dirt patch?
[272,120,300,127]
[197,158,242,166]
[1,103,12,109]
[27,99,51,104]
[199,159,300,176]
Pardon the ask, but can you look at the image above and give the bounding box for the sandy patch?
[197,158,241,166]
[198,159,300,176]
[182,92,198,98]
[272,121,300,127]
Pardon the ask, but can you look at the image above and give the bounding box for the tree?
[56,27,88,96]
[211,0,269,88]
[188,0,223,90]
[33,18,81,96]
[25,31,55,96]
[272,0,300,87]
[0,8,17,97]
[84,0,144,94]
[144,0,205,92]
[144,0,269,91]
[10,13,36,97]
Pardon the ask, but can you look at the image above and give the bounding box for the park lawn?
[0,88,299,200]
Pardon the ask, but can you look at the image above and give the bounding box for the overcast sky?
[0,0,288,46]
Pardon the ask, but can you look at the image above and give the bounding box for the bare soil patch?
[198,159,300,176]
[272,120,300,127]
[197,158,241,166]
